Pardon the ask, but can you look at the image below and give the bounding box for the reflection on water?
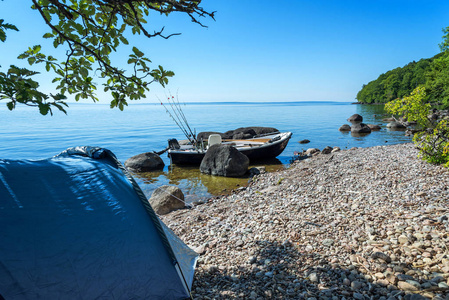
[134,159,285,203]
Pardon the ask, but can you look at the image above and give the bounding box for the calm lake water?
[1,102,411,202]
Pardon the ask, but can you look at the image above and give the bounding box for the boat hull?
[168,132,292,165]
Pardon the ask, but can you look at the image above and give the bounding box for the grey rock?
[367,124,381,131]
[352,292,365,300]
[351,281,363,290]
[200,144,249,177]
[322,238,334,246]
[149,185,185,215]
[125,152,164,172]
[351,123,372,134]
[387,121,407,130]
[347,114,363,122]
[321,146,333,155]
[396,274,414,281]
[339,124,351,131]
[371,252,392,263]
[305,148,320,156]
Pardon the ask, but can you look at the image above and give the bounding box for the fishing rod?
[157,96,192,143]
[173,90,196,141]
[158,95,197,145]
[167,92,196,144]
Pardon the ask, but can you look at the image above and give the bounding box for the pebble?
[160,144,449,299]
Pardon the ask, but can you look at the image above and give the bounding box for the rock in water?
[387,121,407,129]
[149,185,185,215]
[125,152,164,172]
[339,124,351,131]
[351,123,372,134]
[347,114,363,122]
[367,124,381,131]
[200,144,249,177]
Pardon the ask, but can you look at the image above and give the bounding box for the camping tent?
[0,147,197,299]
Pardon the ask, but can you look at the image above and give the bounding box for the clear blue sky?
[1,0,449,103]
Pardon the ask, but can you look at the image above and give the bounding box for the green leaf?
[43,32,54,38]
[27,57,36,65]
[6,101,14,111]
[132,46,144,57]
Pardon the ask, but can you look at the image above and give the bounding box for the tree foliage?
[0,1,214,115]
[357,26,449,108]
[385,87,449,167]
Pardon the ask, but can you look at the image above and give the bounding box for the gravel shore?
[161,143,449,299]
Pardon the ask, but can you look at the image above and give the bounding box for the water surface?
[0,102,411,201]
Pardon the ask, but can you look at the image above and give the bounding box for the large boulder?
[351,123,371,134]
[347,114,363,123]
[223,127,257,139]
[200,144,249,177]
[149,185,185,215]
[125,152,164,172]
[249,127,279,136]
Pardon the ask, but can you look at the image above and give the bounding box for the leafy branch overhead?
[0,0,215,115]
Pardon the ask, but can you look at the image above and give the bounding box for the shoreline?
[161,143,449,299]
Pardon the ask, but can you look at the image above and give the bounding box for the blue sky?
[1,0,449,103]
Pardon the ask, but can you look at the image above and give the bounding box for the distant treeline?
[356,51,449,108]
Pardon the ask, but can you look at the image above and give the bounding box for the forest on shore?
[356,32,449,108]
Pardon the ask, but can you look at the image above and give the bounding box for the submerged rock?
[200,144,249,177]
[298,139,310,144]
[149,185,185,215]
[125,152,164,172]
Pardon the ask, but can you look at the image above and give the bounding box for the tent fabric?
[0,146,197,299]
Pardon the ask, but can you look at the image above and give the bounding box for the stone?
[332,147,341,153]
[299,139,311,144]
[371,252,392,263]
[149,185,185,215]
[339,124,351,131]
[124,152,164,172]
[353,292,364,300]
[347,114,363,122]
[305,148,320,156]
[351,281,363,290]
[322,238,334,246]
[397,281,419,291]
[200,144,249,177]
[309,272,319,283]
[367,124,381,131]
[386,121,407,130]
[351,123,372,134]
[321,146,333,154]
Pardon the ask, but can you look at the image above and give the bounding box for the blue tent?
[0,147,197,299]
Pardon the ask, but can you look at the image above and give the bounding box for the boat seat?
[208,134,222,148]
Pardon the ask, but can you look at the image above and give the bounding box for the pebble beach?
[161,143,449,299]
